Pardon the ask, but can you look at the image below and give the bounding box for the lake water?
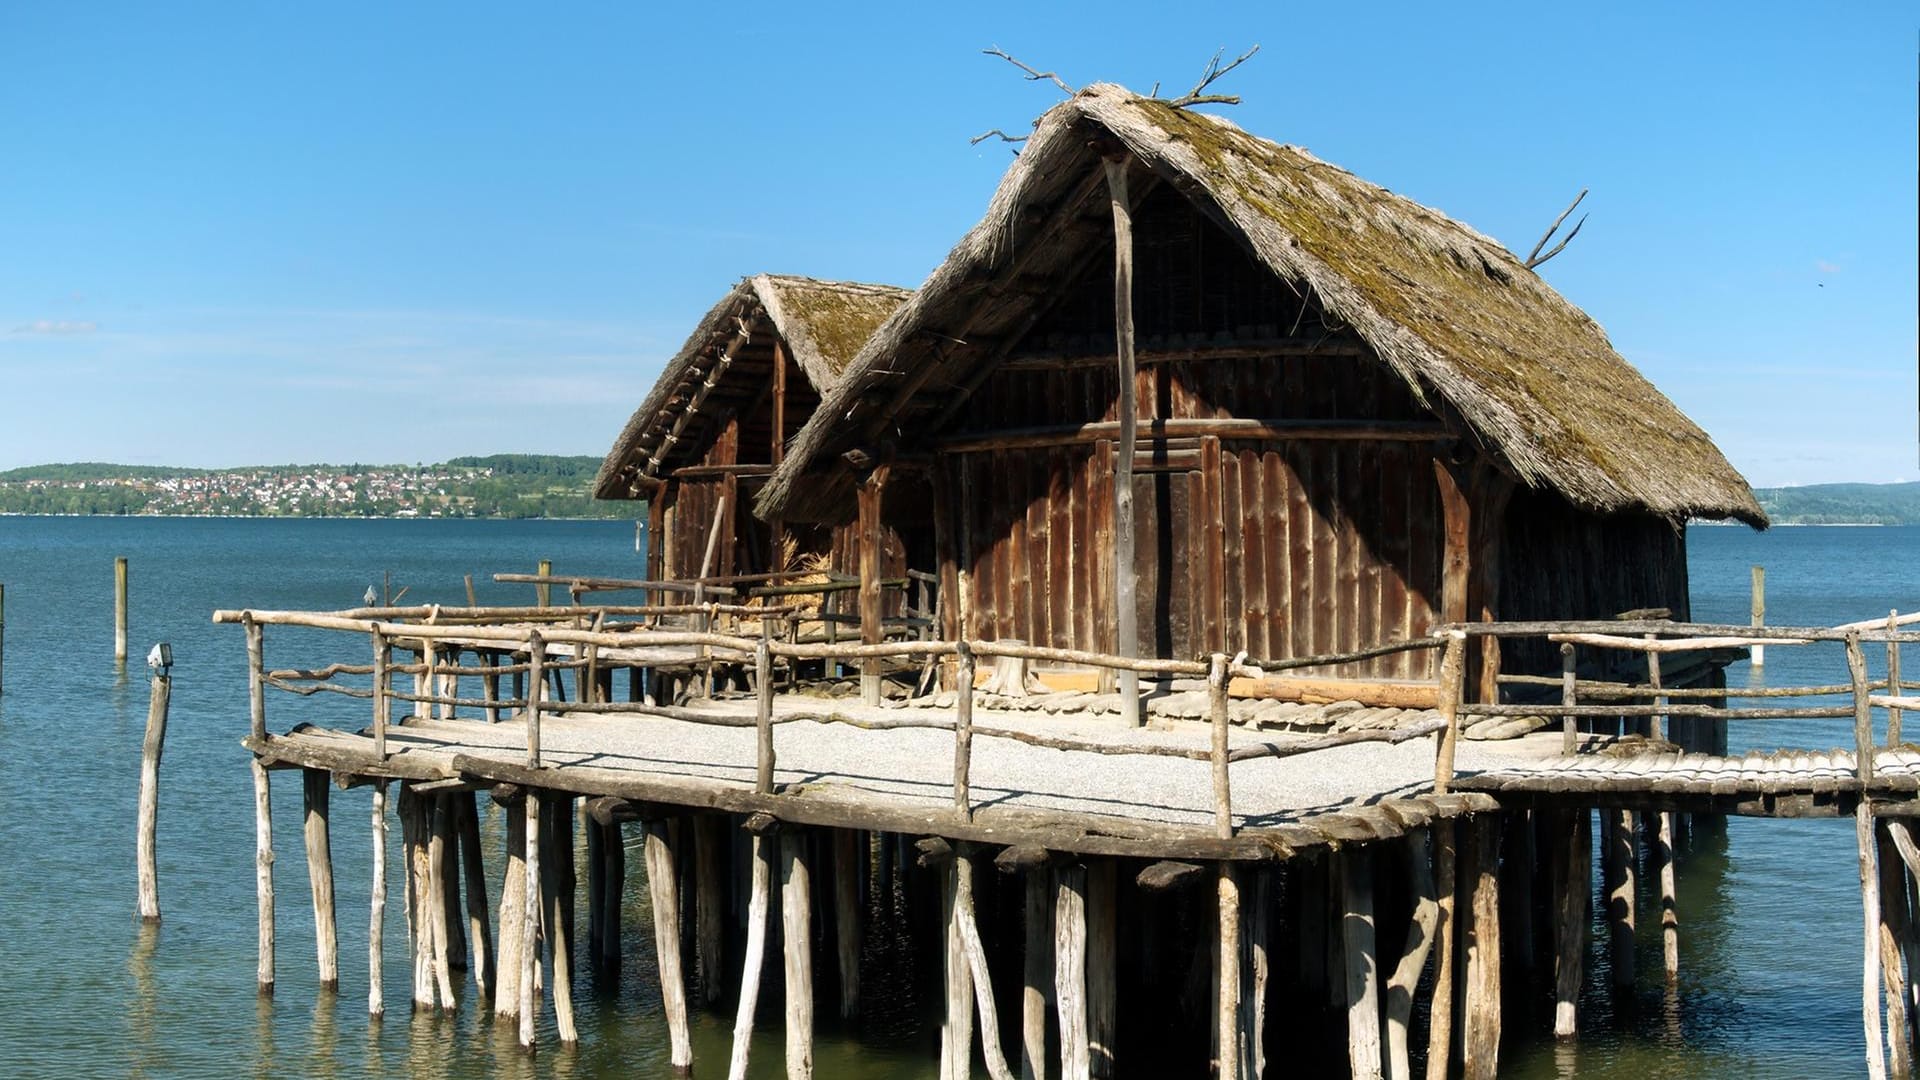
[0,517,1912,1078]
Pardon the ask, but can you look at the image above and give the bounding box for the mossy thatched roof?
[756,84,1764,528]
[593,274,908,499]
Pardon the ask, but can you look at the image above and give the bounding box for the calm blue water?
[0,517,1912,1078]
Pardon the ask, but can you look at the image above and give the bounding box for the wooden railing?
[1453,611,1920,784]
[215,604,1452,837]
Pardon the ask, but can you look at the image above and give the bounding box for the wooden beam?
[1105,155,1140,725]
[648,819,692,1070]
[998,338,1369,370]
[936,418,1447,453]
[1056,863,1091,1080]
[781,830,815,1080]
[859,465,891,706]
[1340,850,1382,1080]
[1461,815,1502,1080]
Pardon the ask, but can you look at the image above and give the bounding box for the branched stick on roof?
[981,47,1075,95]
[1168,44,1260,107]
[1525,189,1589,270]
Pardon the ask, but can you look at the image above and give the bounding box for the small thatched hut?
[757,85,1764,700]
[595,274,911,585]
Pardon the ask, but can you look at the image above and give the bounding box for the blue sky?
[0,2,1913,486]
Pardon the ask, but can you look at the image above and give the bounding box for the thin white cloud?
[1815,259,1842,274]
[12,319,97,335]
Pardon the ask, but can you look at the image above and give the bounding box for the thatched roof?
[593,274,909,499]
[756,84,1765,528]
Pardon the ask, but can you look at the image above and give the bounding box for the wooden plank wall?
[949,436,1442,680]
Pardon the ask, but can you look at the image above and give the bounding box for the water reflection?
[126,922,159,1077]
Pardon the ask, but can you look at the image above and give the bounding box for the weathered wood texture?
[136,673,170,922]
[1462,815,1502,1080]
[648,819,693,1070]
[781,830,815,1080]
[302,768,339,990]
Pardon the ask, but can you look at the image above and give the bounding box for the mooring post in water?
[136,658,171,921]
[245,615,274,995]
[369,779,388,1019]
[1751,565,1766,666]
[114,556,129,663]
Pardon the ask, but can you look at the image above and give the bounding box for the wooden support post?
[369,780,388,1018]
[1560,643,1578,753]
[1461,814,1502,1080]
[1218,862,1244,1080]
[1210,654,1233,838]
[647,818,692,1071]
[518,789,540,1049]
[1879,822,1913,1079]
[426,794,457,1008]
[372,630,390,758]
[1891,611,1905,745]
[1088,859,1117,1078]
[455,794,493,1000]
[1024,865,1054,1080]
[1605,809,1638,991]
[956,642,976,818]
[944,849,976,1080]
[541,796,578,1042]
[756,636,775,793]
[526,633,545,768]
[858,465,891,706]
[303,769,340,991]
[1551,809,1588,1038]
[400,786,435,1010]
[248,616,274,996]
[599,819,624,983]
[696,814,727,1006]
[1339,851,1382,1080]
[136,670,170,922]
[954,847,1018,1080]
[1385,830,1439,1080]
[1248,868,1271,1080]
[537,559,552,608]
[834,829,863,1019]
[439,793,466,974]
[114,555,128,663]
[1750,565,1766,666]
[1103,154,1141,724]
[587,813,605,973]
[1433,633,1467,793]
[1056,863,1091,1080]
[495,785,527,1021]
[1655,810,1680,984]
[728,831,773,1080]
[782,830,816,1080]
[1865,800,1892,1080]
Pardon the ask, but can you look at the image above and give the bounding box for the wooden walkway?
[243,698,1532,861]
[1455,740,1920,815]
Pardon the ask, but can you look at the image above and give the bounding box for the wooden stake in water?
[1750,565,1766,666]
[136,669,171,921]
[115,557,129,663]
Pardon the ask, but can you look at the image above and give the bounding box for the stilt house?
[756,85,1765,700]
[594,274,912,587]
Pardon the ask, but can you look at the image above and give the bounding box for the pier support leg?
[600,818,624,984]
[647,818,692,1072]
[834,829,863,1020]
[427,794,457,1008]
[1552,809,1589,1038]
[253,757,275,996]
[1863,803,1891,1080]
[954,848,1017,1080]
[782,830,815,1080]
[1338,851,1381,1080]
[1386,829,1438,1080]
[1604,809,1638,993]
[399,786,434,1010]
[1055,863,1090,1080]
[369,780,388,1018]
[494,786,527,1021]
[1249,869,1271,1080]
[943,850,976,1080]
[696,814,727,1006]
[1879,823,1913,1079]
[455,793,493,1000]
[1424,821,1458,1080]
[518,789,540,1049]
[728,829,773,1080]
[136,671,169,923]
[436,795,466,974]
[1088,859,1117,1078]
[1461,814,1502,1080]
[587,812,605,973]
[1218,862,1244,1080]
[1022,863,1053,1080]
[302,769,339,991]
[540,797,578,1043]
[1655,810,1680,984]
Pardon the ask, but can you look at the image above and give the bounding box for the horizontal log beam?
[937,418,1447,453]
